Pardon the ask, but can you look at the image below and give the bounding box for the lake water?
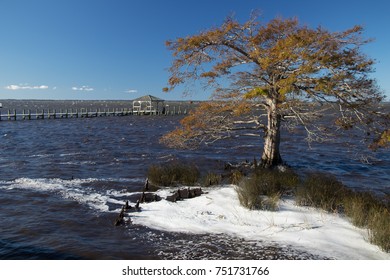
[0,100,389,259]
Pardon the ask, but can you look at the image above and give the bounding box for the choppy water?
[0,100,389,259]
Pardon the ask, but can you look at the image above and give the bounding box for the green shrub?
[147,162,200,186]
[295,173,348,212]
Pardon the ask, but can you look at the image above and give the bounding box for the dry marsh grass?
[146,161,389,253]
[295,173,348,212]
[295,172,389,252]
[202,172,222,187]
[235,167,299,211]
[368,206,390,252]
[237,169,390,252]
[343,191,379,228]
[147,162,200,186]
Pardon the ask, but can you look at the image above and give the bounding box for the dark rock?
[166,187,204,202]
[178,188,189,199]
[141,192,162,203]
[166,191,180,202]
[189,188,195,198]
[187,187,203,198]
[193,187,203,197]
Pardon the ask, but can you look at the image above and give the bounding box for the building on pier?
[132,95,165,115]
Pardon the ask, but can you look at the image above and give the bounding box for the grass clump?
[236,177,265,210]
[343,190,390,252]
[368,206,390,252]
[262,192,282,211]
[202,172,222,187]
[295,172,390,252]
[234,166,390,252]
[229,170,244,185]
[251,167,300,196]
[295,173,348,212]
[147,162,200,186]
[343,191,379,228]
[235,167,299,211]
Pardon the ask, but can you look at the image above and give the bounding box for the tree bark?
[261,99,283,168]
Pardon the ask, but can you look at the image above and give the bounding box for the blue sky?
[0,0,389,100]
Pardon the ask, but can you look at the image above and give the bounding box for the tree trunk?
[261,99,283,168]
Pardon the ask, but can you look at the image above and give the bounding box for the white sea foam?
[3,178,388,259]
[130,186,390,260]
[28,154,54,158]
[5,178,66,192]
[63,160,97,165]
[59,160,96,165]
[63,192,110,212]
[0,178,115,213]
[59,152,84,157]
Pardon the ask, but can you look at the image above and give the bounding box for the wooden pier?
[0,106,188,121]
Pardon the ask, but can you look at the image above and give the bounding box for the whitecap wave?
[0,177,133,213]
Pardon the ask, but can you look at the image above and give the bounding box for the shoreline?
[142,162,390,258]
[129,185,390,260]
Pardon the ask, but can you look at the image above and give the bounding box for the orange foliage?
[162,13,388,158]
[370,129,390,150]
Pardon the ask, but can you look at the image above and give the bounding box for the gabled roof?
[133,95,164,102]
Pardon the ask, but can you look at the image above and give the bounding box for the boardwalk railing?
[0,106,188,121]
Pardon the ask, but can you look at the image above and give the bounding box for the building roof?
[132,95,164,102]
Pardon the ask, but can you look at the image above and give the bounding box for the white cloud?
[125,89,138,93]
[5,84,49,90]
[72,86,94,92]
